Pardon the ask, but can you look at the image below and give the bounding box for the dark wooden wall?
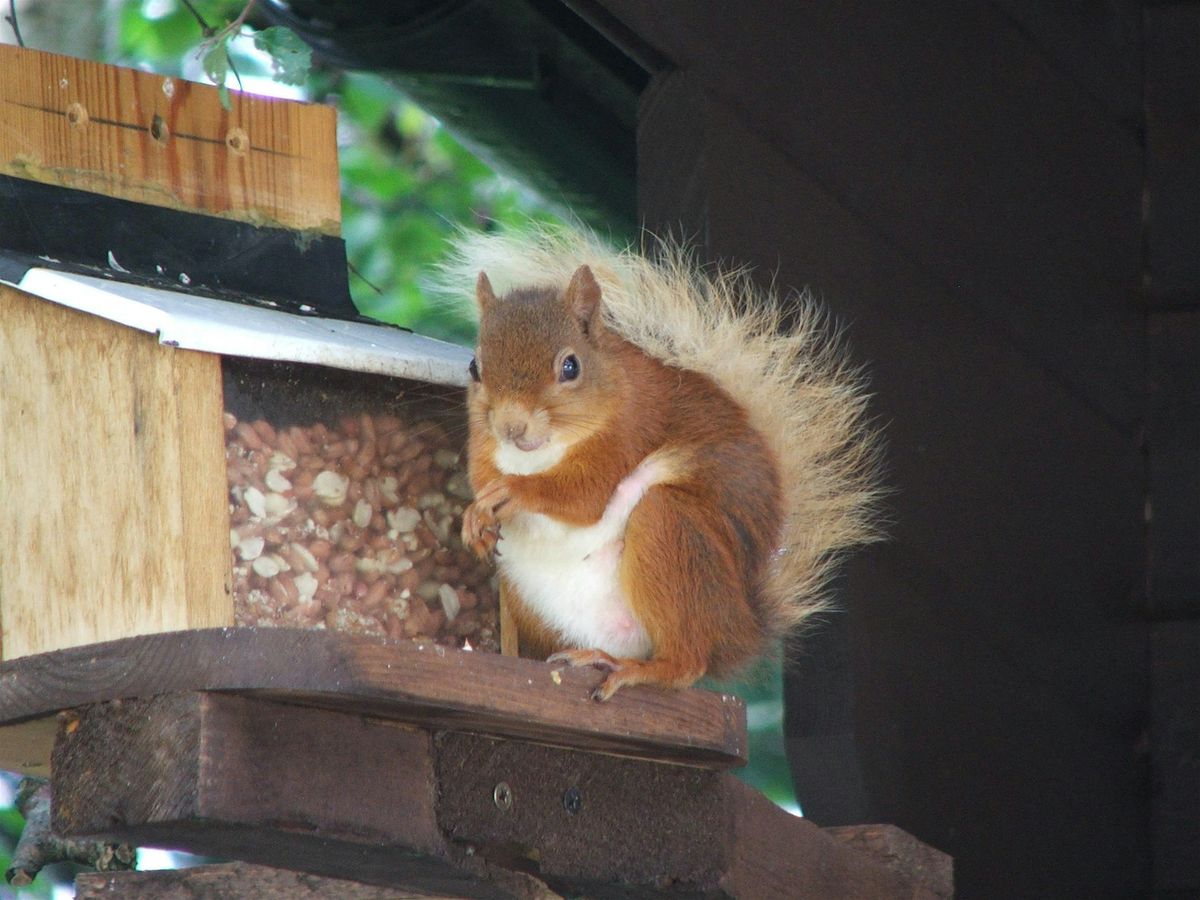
[588,1,1200,896]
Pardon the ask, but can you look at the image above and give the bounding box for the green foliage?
[200,39,232,109]
[252,26,310,86]
[331,73,561,344]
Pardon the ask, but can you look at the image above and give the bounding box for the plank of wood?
[637,70,708,242]
[1144,5,1200,305]
[719,779,940,900]
[74,863,450,900]
[0,627,747,769]
[1151,621,1200,895]
[1146,310,1200,615]
[173,348,234,631]
[498,582,519,657]
[53,693,503,899]
[824,824,954,899]
[434,731,723,888]
[0,44,339,233]
[0,286,233,662]
[52,693,931,899]
[644,49,1144,900]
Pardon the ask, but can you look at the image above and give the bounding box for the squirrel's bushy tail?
[439,224,883,638]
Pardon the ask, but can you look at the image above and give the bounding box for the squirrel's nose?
[503,421,527,442]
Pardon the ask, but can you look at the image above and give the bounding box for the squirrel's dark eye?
[560,354,581,382]
[468,357,481,382]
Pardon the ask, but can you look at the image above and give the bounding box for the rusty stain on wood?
[0,44,340,233]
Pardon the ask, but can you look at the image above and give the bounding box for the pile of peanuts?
[224,409,498,652]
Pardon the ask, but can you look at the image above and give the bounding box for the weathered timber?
[1146,310,1200,616]
[0,628,747,770]
[52,693,501,899]
[434,731,724,889]
[74,862,450,899]
[825,824,954,899]
[50,693,936,899]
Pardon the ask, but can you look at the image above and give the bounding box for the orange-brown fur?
[463,266,783,698]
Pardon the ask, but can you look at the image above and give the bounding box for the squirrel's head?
[468,264,623,475]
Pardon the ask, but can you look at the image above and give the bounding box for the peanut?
[225,409,496,652]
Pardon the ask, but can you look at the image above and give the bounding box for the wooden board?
[75,863,450,900]
[0,285,232,660]
[52,692,939,899]
[0,627,747,769]
[0,44,340,234]
[1151,622,1200,895]
[825,824,954,899]
[1144,5,1200,305]
[1146,310,1200,615]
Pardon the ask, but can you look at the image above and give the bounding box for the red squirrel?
[453,228,880,700]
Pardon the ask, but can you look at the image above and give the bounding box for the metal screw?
[493,781,513,812]
[563,786,582,815]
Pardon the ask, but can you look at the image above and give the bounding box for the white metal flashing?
[6,267,472,388]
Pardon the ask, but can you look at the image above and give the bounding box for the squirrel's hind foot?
[547,649,705,702]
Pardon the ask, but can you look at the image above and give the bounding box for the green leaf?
[201,40,232,109]
[253,26,312,86]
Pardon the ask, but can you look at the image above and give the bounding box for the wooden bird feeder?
[0,45,950,897]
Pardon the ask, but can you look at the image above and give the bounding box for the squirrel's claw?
[548,651,707,701]
[461,504,500,559]
[462,476,518,560]
[547,648,632,701]
[547,648,621,672]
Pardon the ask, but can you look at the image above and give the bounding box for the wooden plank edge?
[720,779,942,899]
[74,862,455,899]
[824,824,954,898]
[0,627,747,768]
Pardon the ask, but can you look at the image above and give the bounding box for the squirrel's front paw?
[461,502,500,559]
[461,476,516,559]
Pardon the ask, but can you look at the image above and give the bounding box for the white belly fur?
[493,448,679,658]
[498,510,652,659]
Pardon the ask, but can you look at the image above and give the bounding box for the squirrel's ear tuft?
[476,271,497,312]
[565,265,603,335]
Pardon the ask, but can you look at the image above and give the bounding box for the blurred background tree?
[0,1,798,888]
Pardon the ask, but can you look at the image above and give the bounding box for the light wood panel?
[0,285,232,660]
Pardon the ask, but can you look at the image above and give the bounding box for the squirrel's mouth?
[514,435,548,452]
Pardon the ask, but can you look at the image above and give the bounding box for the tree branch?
[6,778,136,887]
